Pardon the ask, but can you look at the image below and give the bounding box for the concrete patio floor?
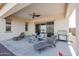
[0,37,73,56]
[0,43,15,56]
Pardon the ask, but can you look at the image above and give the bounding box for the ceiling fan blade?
[35,15,40,17]
[29,12,40,19]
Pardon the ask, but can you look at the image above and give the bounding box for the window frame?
[5,19,11,32]
[25,22,28,31]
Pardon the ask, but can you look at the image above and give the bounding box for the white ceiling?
[14,3,66,20]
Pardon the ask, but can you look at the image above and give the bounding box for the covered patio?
[0,3,75,56]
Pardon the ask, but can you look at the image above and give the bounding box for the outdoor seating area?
[0,33,72,56]
[0,39,72,56]
[12,32,59,49]
[12,32,57,51]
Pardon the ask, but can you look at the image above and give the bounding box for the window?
[6,19,11,32]
[25,22,28,31]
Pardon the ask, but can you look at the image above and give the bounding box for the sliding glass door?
[35,22,54,37]
[46,22,54,37]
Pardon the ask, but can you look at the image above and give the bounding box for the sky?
[69,9,76,28]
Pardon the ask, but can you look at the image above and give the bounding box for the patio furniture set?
[12,30,68,52]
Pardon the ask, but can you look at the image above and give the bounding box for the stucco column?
[76,3,79,55]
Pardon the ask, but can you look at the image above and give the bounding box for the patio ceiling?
[14,3,66,20]
[13,3,74,20]
[0,3,75,20]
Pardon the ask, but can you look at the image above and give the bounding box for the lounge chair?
[47,35,57,47]
[13,32,25,41]
[33,35,57,52]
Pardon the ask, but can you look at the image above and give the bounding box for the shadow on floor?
[0,43,15,56]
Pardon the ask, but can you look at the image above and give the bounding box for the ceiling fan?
[29,12,40,19]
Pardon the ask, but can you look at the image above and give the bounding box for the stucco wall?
[31,16,69,35]
[0,17,68,41]
[0,18,35,41]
